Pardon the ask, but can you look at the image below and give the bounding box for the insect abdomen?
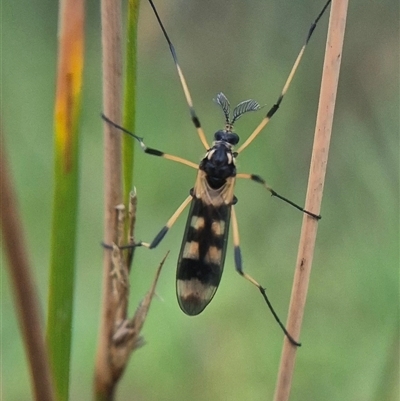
[176,197,231,315]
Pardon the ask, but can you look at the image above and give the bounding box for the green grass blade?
[46,1,85,400]
[122,0,140,203]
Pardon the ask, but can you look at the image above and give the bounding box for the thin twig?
[0,134,55,401]
[126,189,137,270]
[273,1,349,400]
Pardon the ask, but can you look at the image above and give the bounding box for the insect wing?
[176,191,231,315]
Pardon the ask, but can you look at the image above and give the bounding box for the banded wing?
[176,172,235,315]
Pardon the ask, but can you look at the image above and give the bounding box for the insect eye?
[227,133,239,145]
[214,130,239,145]
[214,130,225,141]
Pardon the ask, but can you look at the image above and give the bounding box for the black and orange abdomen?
[176,197,231,315]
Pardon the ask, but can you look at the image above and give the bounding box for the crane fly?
[103,0,331,346]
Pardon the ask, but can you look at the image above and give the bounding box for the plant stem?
[95,0,123,398]
[47,0,84,398]
[273,1,349,400]
[1,135,55,401]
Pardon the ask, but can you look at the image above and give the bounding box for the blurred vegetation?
[2,0,398,400]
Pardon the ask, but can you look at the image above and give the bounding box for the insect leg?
[140,194,193,249]
[236,173,321,219]
[231,206,301,347]
[102,114,198,169]
[236,0,331,155]
[147,0,210,150]
[102,195,193,252]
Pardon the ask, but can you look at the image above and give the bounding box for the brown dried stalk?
[94,0,123,398]
[94,1,165,399]
[94,197,167,399]
[273,1,349,400]
[0,134,55,401]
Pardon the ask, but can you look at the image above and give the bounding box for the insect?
[103,0,330,346]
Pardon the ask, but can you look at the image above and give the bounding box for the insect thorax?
[198,91,262,190]
[200,141,237,189]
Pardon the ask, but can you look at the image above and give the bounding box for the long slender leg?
[231,206,301,346]
[236,173,321,219]
[140,194,193,249]
[147,0,210,150]
[237,0,331,154]
[102,114,198,170]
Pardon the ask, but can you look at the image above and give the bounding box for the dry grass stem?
[95,199,167,398]
[0,136,55,401]
[273,0,349,400]
[111,251,168,368]
[95,6,162,391]
[95,0,124,397]
[95,1,159,398]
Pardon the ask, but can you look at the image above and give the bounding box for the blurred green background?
[2,0,398,400]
